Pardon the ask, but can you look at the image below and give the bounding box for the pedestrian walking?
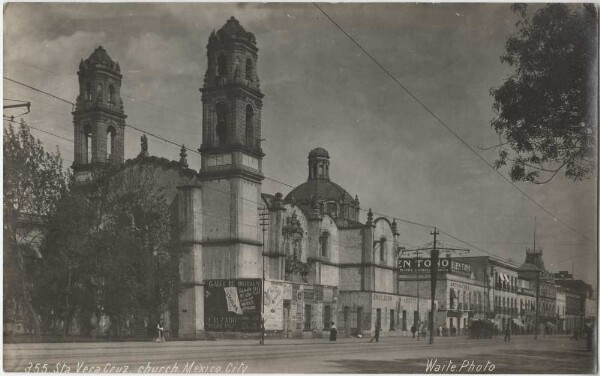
[438,326,443,337]
[369,320,381,343]
[503,326,511,342]
[329,322,337,341]
[156,320,164,343]
[411,324,417,339]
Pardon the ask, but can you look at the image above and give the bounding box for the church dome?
[285,179,354,205]
[284,148,361,226]
[308,147,330,159]
[80,46,120,73]
[211,17,256,45]
[87,46,114,65]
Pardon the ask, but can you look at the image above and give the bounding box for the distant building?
[554,271,593,335]
[518,248,557,334]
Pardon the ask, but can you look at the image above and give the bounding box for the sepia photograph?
[3,2,598,373]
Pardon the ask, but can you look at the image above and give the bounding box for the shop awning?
[512,318,525,327]
[545,322,556,329]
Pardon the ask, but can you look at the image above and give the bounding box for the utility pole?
[416,249,420,340]
[258,206,269,345]
[401,228,469,345]
[429,228,439,345]
[534,269,540,340]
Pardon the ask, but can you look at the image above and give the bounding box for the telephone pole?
[258,206,269,345]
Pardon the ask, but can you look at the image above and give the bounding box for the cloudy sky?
[3,3,597,284]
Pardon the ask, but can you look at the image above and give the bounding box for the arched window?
[217,55,227,77]
[215,102,227,145]
[379,237,387,262]
[108,85,115,103]
[85,82,92,101]
[320,232,330,258]
[85,126,93,163]
[106,125,116,162]
[245,105,254,146]
[96,83,103,101]
[245,58,252,81]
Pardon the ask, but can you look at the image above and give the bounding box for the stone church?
[72,17,432,339]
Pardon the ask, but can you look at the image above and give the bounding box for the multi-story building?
[518,248,556,334]
[555,286,567,334]
[456,256,523,333]
[554,271,593,336]
[398,257,481,336]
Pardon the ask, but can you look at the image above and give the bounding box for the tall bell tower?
[199,17,264,278]
[72,46,126,186]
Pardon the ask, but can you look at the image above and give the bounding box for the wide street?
[3,335,595,373]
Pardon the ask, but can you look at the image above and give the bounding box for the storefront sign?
[397,258,471,277]
[374,293,392,302]
[204,279,261,332]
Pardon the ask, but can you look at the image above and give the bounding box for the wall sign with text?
[397,258,471,277]
[204,279,262,332]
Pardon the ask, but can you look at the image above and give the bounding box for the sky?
[3,3,597,285]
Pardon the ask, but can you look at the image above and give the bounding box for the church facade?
[72,17,432,339]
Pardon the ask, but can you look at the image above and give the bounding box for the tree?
[40,163,179,338]
[3,120,69,336]
[490,4,597,183]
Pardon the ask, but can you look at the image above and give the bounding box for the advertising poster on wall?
[204,279,262,332]
[264,281,286,330]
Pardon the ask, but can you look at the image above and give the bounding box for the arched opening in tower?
[245,105,254,147]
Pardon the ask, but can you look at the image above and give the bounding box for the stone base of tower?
[177,185,205,339]
[178,285,205,339]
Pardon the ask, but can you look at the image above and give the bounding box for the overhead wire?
[312,3,595,244]
[2,74,590,266]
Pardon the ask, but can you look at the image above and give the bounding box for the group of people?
[410,324,429,339]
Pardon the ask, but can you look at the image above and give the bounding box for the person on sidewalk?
[369,320,381,343]
[411,324,417,339]
[438,326,443,337]
[503,326,511,342]
[156,320,164,343]
[329,322,337,342]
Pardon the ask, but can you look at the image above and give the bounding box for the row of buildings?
[397,250,596,337]
[7,17,596,340]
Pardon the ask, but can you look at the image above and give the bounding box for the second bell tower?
[198,17,264,279]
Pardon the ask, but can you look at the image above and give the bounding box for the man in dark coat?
[329,322,337,341]
[370,320,381,343]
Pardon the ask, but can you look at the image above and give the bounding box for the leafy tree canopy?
[3,120,69,336]
[39,164,179,337]
[490,4,597,183]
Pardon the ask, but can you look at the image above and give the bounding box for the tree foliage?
[40,164,179,337]
[490,4,597,183]
[3,120,69,336]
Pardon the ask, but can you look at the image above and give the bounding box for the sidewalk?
[5,333,563,350]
